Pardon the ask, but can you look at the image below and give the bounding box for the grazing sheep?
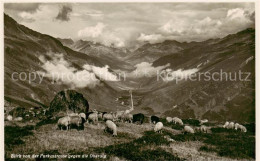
[87,111,98,124]
[166,117,173,123]
[237,124,247,132]
[172,117,183,125]
[103,113,114,121]
[200,119,208,125]
[114,111,125,122]
[14,117,23,121]
[133,113,145,124]
[154,122,163,133]
[226,122,235,129]
[200,125,208,133]
[79,113,86,121]
[184,125,195,134]
[194,126,208,133]
[223,121,229,128]
[105,120,117,136]
[98,112,106,121]
[234,123,240,130]
[6,115,13,121]
[68,113,79,117]
[57,116,71,130]
[79,113,87,124]
[151,116,160,124]
[122,113,133,123]
[70,115,83,130]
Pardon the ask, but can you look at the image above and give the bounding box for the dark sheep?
[133,113,145,124]
[151,116,160,124]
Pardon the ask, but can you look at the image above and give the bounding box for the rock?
[48,90,89,116]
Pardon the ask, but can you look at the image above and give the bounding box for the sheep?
[79,113,86,121]
[172,117,183,125]
[226,122,235,129]
[184,125,195,134]
[14,117,23,121]
[166,117,173,123]
[79,113,87,125]
[223,121,229,128]
[234,123,240,130]
[114,111,125,122]
[133,113,145,124]
[151,116,160,124]
[6,115,13,121]
[87,111,98,124]
[70,115,83,130]
[199,125,208,133]
[103,113,114,121]
[57,116,71,130]
[154,122,163,133]
[237,124,247,132]
[98,112,106,121]
[200,119,208,125]
[122,113,133,123]
[105,120,117,136]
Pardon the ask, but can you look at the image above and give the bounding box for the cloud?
[83,65,118,81]
[127,62,170,78]
[38,52,118,89]
[78,22,105,38]
[156,8,254,42]
[78,23,125,47]
[137,33,163,44]
[5,3,40,13]
[18,11,35,22]
[5,3,255,46]
[56,5,72,21]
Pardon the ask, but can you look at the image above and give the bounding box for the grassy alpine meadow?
[4,118,255,161]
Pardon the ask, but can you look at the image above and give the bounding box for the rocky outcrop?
[48,90,89,116]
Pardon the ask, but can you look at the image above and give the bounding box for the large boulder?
[48,90,89,116]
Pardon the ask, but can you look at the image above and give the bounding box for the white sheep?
[79,113,86,121]
[154,122,163,133]
[103,113,114,121]
[122,113,133,123]
[14,117,23,121]
[234,123,240,130]
[172,117,183,125]
[223,121,229,128]
[114,111,125,121]
[70,115,83,130]
[87,111,98,124]
[200,125,208,133]
[184,125,194,134]
[57,116,71,130]
[200,119,208,125]
[6,115,13,121]
[98,112,104,120]
[166,117,173,123]
[237,124,247,132]
[226,122,235,129]
[105,120,117,136]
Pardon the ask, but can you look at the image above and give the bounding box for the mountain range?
[4,13,255,122]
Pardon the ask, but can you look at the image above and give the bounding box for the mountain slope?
[68,40,133,71]
[4,14,125,112]
[124,40,199,65]
[135,29,255,122]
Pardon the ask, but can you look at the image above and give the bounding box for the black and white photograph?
[2,1,257,160]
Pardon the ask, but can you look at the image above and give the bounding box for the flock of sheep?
[57,109,248,137]
[223,121,247,132]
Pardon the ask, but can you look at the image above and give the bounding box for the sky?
[4,3,255,48]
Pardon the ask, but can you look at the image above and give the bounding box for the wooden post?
[130,90,133,110]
